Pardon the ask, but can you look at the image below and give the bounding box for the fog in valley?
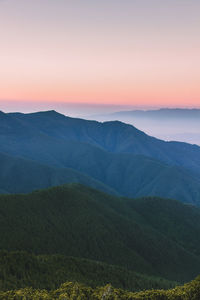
[87,109,200,145]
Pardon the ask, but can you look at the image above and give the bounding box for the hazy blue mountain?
[42,144,200,205]
[88,108,200,145]
[0,152,116,195]
[0,188,7,194]
[91,108,200,119]
[1,184,200,282]
[1,110,200,204]
[6,110,200,173]
[1,143,200,204]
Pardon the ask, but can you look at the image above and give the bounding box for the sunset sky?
[0,0,200,113]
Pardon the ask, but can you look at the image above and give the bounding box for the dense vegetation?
[0,251,175,292]
[0,276,200,299]
[0,184,200,282]
[1,110,200,204]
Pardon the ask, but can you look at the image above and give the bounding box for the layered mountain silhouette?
[91,108,200,120]
[1,110,200,205]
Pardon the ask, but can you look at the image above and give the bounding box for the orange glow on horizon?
[0,0,200,108]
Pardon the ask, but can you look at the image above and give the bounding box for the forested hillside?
[0,251,175,292]
[0,184,200,282]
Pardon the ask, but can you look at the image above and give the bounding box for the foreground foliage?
[0,276,200,299]
[0,251,175,292]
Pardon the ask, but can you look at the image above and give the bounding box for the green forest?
[0,184,199,298]
[0,251,175,292]
[1,276,200,299]
[0,250,199,299]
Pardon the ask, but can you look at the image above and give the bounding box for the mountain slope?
[1,142,200,204]
[89,108,200,145]
[0,152,116,195]
[1,110,200,205]
[8,110,200,174]
[54,146,200,204]
[127,196,200,257]
[0,184,200,282]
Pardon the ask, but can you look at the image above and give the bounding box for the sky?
[0,0,200,113]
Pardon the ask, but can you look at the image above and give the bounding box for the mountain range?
[88,108,200,145]
[0,110,200,205]
[1,109,200,297]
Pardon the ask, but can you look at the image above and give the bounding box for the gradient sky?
[0,0,200,108]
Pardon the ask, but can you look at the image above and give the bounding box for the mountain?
[1,184,200,282]
[49,148,200,204]
[88,108,200,145]
[91,108,200,120]
[1,146,200,205]
[1,110,200,205]
[0,152,116,195]
[5,110,200,174]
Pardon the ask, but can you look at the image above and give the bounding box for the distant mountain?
[92,108,200,119]
[1,184,200,282]
[88,108,200,145]
[1,110,200,205]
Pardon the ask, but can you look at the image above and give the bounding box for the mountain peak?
[25,110,67,119]
[39,110,63,115]
[0,110,11,120]
[44,110,59,114]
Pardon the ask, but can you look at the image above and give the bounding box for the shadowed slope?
[0,152,117,195]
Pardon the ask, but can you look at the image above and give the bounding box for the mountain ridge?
[88,108,200,145]
[1,110,200,205]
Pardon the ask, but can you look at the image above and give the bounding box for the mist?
[86,109,200,145]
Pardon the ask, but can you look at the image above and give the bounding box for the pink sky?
[0,0,200,108]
